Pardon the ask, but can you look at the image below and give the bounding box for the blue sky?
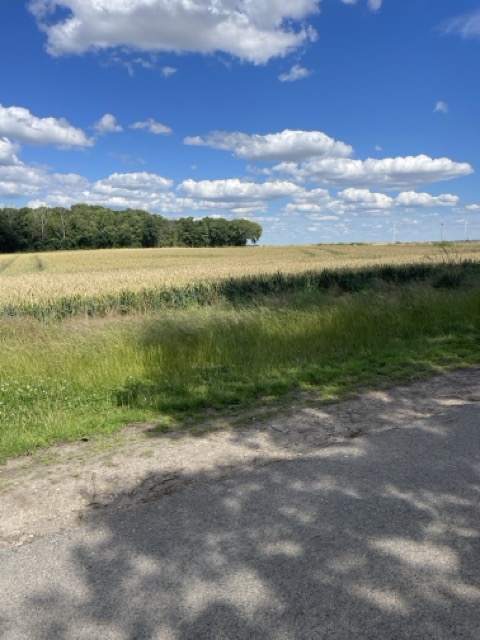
[0,0,479,244]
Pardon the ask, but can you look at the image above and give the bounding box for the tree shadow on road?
[5,402,480,639]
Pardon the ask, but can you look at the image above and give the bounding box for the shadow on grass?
[2,390,480,639]
[113,280,480,418]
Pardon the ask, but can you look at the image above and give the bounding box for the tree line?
[0,204,263,253]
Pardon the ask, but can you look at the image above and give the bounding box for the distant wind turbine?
[464,220,469,242]
[390,223,399,243]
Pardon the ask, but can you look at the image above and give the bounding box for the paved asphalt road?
[1,402,479,639]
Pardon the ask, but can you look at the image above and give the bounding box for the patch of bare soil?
[1,368,479,547]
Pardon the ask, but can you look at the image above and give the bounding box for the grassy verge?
[0,318,153,462]
[1,265,480,462]
[117,283,480,413]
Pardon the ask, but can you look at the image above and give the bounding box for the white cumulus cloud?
[272,154,473,188]
[178,178,301,203]
[0,162,88,200]
[283,188,332,214]
[0,104,92,148]
[94,114,123,135]
[0,135,92,200]
[185,129,353,162]
[395,191,458,207]
[0,138,21,166]
[130,119,172,135]
[26,174,303,216]
[26,171,182,213]
[290,188,332,203]
[29,0,320,64]
[279,64,312,82]
[285,187,461,217]
[0,138,179,210]
[92,172,173,195]
[339,187,393,209]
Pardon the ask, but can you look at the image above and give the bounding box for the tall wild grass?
[1,262,480,462]
[117,283,480,412]
[0,318,149,461]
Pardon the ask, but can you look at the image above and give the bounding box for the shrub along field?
[1,242,480,462]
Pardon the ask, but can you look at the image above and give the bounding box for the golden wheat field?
[1,243,480,307]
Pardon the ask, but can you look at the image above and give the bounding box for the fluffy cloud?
[442,10,480,39]
[283,187,332,214]
[0,162,88,200]
[332,189,459,213]
[29,0,320,64]
[29,190,187,214]
[339,187,393,209]
[94,114,123,134]
[395,191,458,207]
[289,188,331,203]
[92,172,173,195]
[0,104,92,147]
[0,133,92,200]
[130,119,172,135]
[186,128,473,190]
[26,171,183,213]
[279,64,312,82]
[2,151,302,214]
[0,166,47,198]
[0,135,179,209]
[283,187,461,216]
[434,101,449,114]
[178,178,301,204]
[272,154,473,188]
[15,170,301,216]
[0,138,21,166]
[185,129,353,162]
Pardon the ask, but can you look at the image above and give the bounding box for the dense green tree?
[177,217,211,247]
[204,217,231,247]
[0,218,19,253]
[0,205,262,253]
[228,219,263,246]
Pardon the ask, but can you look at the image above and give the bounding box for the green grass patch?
[0,318,154,462]
[116,283,480,413]
[1,265,480,463]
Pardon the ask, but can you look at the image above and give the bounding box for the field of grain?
[1,243,480,308]
[1,242,480,461]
